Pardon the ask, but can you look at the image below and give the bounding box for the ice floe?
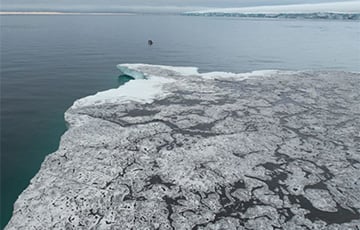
[6,64,360,229]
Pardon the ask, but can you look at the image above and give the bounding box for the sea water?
[1,14,359,227]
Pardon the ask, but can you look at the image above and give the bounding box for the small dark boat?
[148,40,153,46]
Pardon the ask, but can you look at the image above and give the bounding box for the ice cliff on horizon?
[6,64,360,229]
[183,1,360,20]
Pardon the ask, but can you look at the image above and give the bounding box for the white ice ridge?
[72,64,286,110]
[118,63,200,77]
[186,1,360,14]
[71,76,175,109]
[118,63,287,80]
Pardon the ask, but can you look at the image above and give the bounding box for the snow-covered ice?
[6,64,360,229]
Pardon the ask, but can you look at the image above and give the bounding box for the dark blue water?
[1,14,359,227]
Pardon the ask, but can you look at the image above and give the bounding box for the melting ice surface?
[184,1,360,20]
[6,64,360,229]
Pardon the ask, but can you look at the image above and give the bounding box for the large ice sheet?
[6,64,360,229]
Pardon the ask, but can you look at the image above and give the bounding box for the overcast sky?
[0,0,356,12]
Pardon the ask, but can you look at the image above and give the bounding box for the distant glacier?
[182,12,360,20]
[183,1,360,20]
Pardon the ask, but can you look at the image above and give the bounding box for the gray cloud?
[0,0,351,12]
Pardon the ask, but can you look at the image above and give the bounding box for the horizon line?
[0,11,139,15]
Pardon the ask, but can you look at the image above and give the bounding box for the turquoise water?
[1,14,359,227]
